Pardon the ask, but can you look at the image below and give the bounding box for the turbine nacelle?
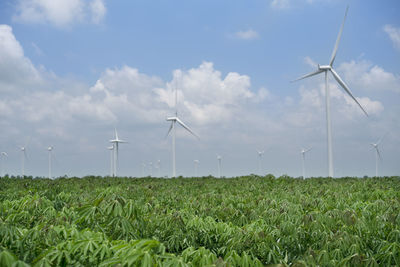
[166,117,177,122]
[318,65,331,70]
[47,146,53,151]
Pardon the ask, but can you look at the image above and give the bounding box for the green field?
[0,176,399,266]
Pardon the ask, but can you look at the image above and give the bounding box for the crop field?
[0,176,399,266]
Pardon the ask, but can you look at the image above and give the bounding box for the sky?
[0,0,399,178]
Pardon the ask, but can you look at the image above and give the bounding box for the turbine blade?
[176,117,200,139]
[376,131,388,145]
[305,147,312,153]
[25,136,31,148]
[330,6,349,66]
[165,122,173,139]
[376,147,382,161]
[291,69,324,82]
[330,68,368,117]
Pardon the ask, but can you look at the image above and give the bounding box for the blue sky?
[0,0,399,178]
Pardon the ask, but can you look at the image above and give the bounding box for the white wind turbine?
[166,74,199,177]
[194,159,199,177]
[292,6,368,177]
[256,150,265,175]
[109,129,127,177]
[47,146,54,179]
[107,145,114,177]
[216,155,222,178]
[370,134,386,177]
[19,138,30,177]
[300,147,312,179]
[1,152,8,176]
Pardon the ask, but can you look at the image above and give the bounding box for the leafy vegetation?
[0,175,399,266]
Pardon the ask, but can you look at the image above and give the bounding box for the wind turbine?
[256,150,265,175]
[19,137,31,177]
[370,134,386,177]
[166,74,199,177]
[292,6,368,177]
[107,145,114,177]
[300,147,312,179]
[1,152,8,176]
[109,129,127,177]
[194,159,199,177]
[47,146,53,179]
[216,155,222,178]
[19,146,28,177]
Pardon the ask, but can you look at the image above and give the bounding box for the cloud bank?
[13,0,106,27]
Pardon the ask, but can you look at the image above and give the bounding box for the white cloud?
[304,56,318,68]
[234,29,259,40]
[338,60,400,93]
[0,25,42,91]
[271,0,290,9]
[383,24,400,50]
[154,62,258,125]
[13,0,106,27]
[90,0,106,24]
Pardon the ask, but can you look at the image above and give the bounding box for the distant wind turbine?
[1,152,8,176]
[107,145,114,177]
[19,138,30,177]
[216,155,222,178]
[194,159,199,177]
[166,74,199,177]
[47,146,53,179]
[257,150,265,175]
[109,129,127,177]
[292,6,368,177]
[300,147,312,179]
[370,133,387,177]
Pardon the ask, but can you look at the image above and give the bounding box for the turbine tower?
[20,146,28,177]
[166,73,199,177]
[300,147,312,179]
[257,150,265,175]
[216,155,222,178]
[47,146,53,179]
[194,159,199,177]
[292,6,368,177]
[1,152,8,177]
[370,134,386,177]
[109,129,127,177]
[107,145,114,177]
